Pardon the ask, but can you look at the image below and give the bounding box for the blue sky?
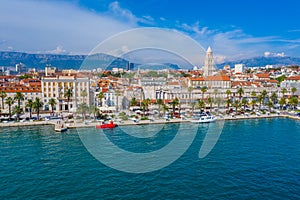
[1,0,300,63]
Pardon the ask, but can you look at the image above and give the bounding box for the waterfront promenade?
[1,113,299,129]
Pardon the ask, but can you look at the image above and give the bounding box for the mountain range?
[217,56,300,68]
[1,51,300,71]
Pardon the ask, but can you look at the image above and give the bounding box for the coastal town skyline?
[1,0,300,63]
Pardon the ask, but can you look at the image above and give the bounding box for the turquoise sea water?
[1,118,300,199]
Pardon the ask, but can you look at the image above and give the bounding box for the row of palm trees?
[129,86,299,116]
[0,91,45,120]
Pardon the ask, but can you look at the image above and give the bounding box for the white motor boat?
[190,112,216,123]
[55,120,68,132]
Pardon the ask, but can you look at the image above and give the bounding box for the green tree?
[49,98,57,115]
[289,96,298,110]
[5,97,14,119]
[13,106,23,121]
[64,88,73,112]
[251,91,257,98]
[77,103,89,120]
[241,98,248,110]
[0,91,7,109]
[215,97,223,110]
[14,92,24,107]
[188,86,194,101]
[291,87,297,96]
[279,97,286,110]
[207,97,213,111]
[90,105,99,120]
[197,100,205,111]
[201,86,207,100]
[225,89,232,99]
[213,89,218,100]
[281,88,287,97]
[97,92,105,107]
[190,101,196,113]
[115,89,121,112]
[170,97,180,115]
[26,99,34,119]
[267,101,273,112]
[226,99,232,109]
[232,100,241,114]
[156,99,164,116]
[250,99,257,111]
[261,90,268,106]
[81,89,88,103]
[257,94,263,107]
[130,97,138,106]
[14,92,24,121]
[33,97,43,120]
[236,87,244,101]
[270,92,278,104]
[162,103,169,115]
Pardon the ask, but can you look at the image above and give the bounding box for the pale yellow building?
[41,75,90,112]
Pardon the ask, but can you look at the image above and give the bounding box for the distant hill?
[217,56,300,68]
[0,51,181,71]
[0,51,86,70]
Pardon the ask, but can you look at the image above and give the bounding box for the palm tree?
[170,97,179,116]
[197,100,205,111]
[201,86,207,100]
[97,92,105,107]
[5,97,14,119]
[225,89,232,99]
[190,102,196,113]
[130,97,138,107]
[14,92,24,107]
[213,89,218,99]
[115,89,121,112]
[289,96,298,110]
[156,99,164,116]
[226,99,232,109]
[291,87,297,96]
[270,92,278,104]
[257,94,263,108]
[232,100,241,114]
[267,101,273,112]
[279,97,286,110]
[26,99,33,119]
[0,91,7,109]
[33,97,43,120]
[64,88,73,112]
[77,103,89,120]
[215,97,223,110]
[236,87,244,101]
[207,97,213,111]
[250,91,257,98]
[162,103,169,116]
[141,98,151,114]
[14,92,24,121]
[188,86,194,101]
[250,99,257,111]
[241,98,248,110]
[261,90,268,105]
[89,105,99,121]
[81,89,88,103]
[281,88,287,98]
[13,106,23,121]
[49,98,57,115]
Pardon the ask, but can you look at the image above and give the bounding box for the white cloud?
[108,1,154,25]
[264,51,285,57]
[0,0,135,54]
[46,46,68,54]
